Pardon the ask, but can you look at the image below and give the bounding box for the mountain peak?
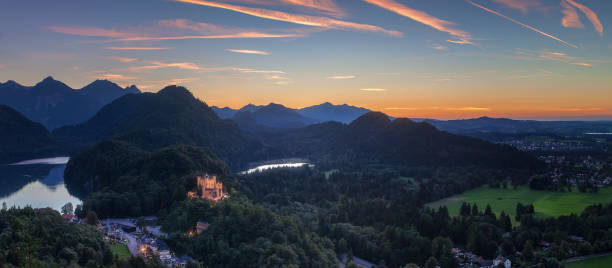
[83,79,121,89]
[34,76,71,91]
[349,111,391,130]
[124,85,140,94]
[157,85,196,100]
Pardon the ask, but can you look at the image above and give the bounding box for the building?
[493,256,511,268]
[187,174,226,202]
[196,221,210,234]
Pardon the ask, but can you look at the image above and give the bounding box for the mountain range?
[47,84,535,170]
[212,102,371,132]
[0,77,140,129]
[417,117,612,136]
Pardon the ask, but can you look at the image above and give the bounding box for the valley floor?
[426,185,612,218]
[566,253,612,268]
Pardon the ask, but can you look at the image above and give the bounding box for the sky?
[0,0,611,120]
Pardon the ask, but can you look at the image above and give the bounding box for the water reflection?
[240,162,313,174]
[0,157,81,211]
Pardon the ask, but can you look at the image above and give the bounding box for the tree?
[432,237,457,268]
[484,205,494,218]
[460,202,471,217]
[137,216,147,233]
[1,202,6,211]
[61,202,73,215]
[424,257,438,268]
[86,211,99,225]
[471,204,479,216]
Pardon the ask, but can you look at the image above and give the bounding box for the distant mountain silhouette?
[239,104,264,113]
[0,105,57,164]
[419,116,612,136]
[53,85,261,167]
[212,106,239,119]
[264,112,539,169]
[0,77,140,129]
[297,102,371,123]
[212,102,371,131]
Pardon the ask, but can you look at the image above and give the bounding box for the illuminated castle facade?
[187,174,225,202]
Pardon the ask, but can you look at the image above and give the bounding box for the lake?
[240,162,314,174]
[0,157,81,212]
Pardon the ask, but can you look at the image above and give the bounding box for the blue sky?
[0,0,610,119]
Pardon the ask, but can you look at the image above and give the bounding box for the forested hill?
[53,86,264,168]
[263,112,540,170]
[64,139,230,217]
[0,105,57,164]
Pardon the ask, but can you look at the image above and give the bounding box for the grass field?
[566,255,612,268]
[110,244,131,260]
[426,185,612,219]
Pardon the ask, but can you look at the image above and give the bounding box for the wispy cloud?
[284,0,345,17]
[458,107,491,111]
[376,72,400,76]
[48,20,306,42]
[563,0,603,36]
[328,75,356,79]
[561,0,584,29]
[227,49,269,55]
[237,69,286,74]
[173,0,402,37]
[106,46,172,51]
[95,74,138,80]
[45,26,132,37]
[130,61,202,71]
[385,106,491,111]
[570,62,593,67]
[360,88,387,91]
[363,0,472,44]
[492,0,540,14]
[215,0,346,17]
[117,32,301,41]
[431,44,448,50]
[514,48,598,67]
[110,56,138,62]
[466,0,578,48]
[551,107,606,112]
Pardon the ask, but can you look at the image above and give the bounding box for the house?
[493,256,511,268]
[61,213,78,222]
[118,224,137,233]
[196,221,210,234]
[473,257,493,268]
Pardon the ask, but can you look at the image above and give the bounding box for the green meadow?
[110,244,131,260]
[426,185,612,218]
[566,255,612,268]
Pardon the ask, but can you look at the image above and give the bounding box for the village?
[59,174,228,267]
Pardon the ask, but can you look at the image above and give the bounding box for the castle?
[187,174,226,202]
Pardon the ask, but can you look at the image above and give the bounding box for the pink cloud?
[45,26,132,37]
[564,0,603,36]
[363,0,473,44]
[173,0,402,37]
[561,0,584,29]
[110,56,138,62]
